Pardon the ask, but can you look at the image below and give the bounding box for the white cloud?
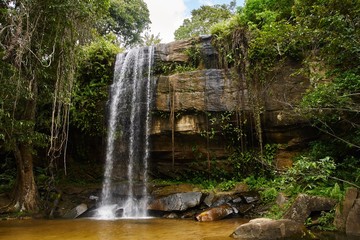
[199,0,215,6]
[144,0,187,43]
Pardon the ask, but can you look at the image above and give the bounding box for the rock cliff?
[149,36,315,177]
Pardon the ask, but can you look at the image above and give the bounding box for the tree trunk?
[10,78,39,213]
[12,143,39,212]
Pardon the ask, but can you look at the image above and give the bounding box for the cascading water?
[96,46,155,219]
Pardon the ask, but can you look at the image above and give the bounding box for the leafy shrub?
[261,187,278,203]
[284,156,336,190]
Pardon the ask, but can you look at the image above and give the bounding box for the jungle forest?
[0,0,359,239]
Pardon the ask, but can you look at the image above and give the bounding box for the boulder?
[63,203,88,219]
[334,187,359,232]
[346,198,360,236]
[230,218,306,239]
[283,194,337,223]
[196,204,234,222]
[148,192,202,211]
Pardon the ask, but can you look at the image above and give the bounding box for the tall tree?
[0,0,110,213]
[99,0,151,46]
[174,1,237,40]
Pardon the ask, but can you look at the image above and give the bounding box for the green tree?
[239,0,294,26]
[99,0,151,46]
[72,34,121,136]
[0,0,110,213]
[293,0,360,150]
[174,1,237,40]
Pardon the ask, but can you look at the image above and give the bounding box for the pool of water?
[0,218,357,240]
[0,218,248,240]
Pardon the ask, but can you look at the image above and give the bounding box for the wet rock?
[148,192,202,211]
[230,218,306,239]
[283,194,337,223]
[63,203,88,219]
[199,35,218,69]
[196,204,234,222]
[163,212,179,219]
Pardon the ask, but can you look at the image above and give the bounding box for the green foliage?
[285,156,336,190]
[72,35,121,136]
[174,1,236,40]
[293,0,360,70]
[261,187,278,202]
[0,157,16,193]
[300,70,360,121]
[306,210,337,231]
[99,0,151,46]
[236,0,295,33]
[202,111,246,149]
[218,179,237,191]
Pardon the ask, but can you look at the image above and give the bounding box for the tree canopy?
[174,1,237,40]
[99,0,151,46]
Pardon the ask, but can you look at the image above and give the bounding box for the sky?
[143,0,245,43]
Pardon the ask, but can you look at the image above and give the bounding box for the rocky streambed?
[52,183,360,240]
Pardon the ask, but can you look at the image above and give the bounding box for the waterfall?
[96,46,155,219]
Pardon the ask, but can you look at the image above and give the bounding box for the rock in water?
[196,204,234,221]
[230,218,306,239]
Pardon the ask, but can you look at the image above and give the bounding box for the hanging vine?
[212,24,270,167]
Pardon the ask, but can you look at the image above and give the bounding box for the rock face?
[334,187,360,236]
[150,36,314,175]
[283,194,337,223]
[230,218,306,240]
[148,192,203,211]
[63,203,88,219]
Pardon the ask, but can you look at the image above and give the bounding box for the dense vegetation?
[173,0,360,228]
[0,0,359,230]
[0,0,150,213]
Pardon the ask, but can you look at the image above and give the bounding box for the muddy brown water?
[0,218,247,240]
[0,218,357,240]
